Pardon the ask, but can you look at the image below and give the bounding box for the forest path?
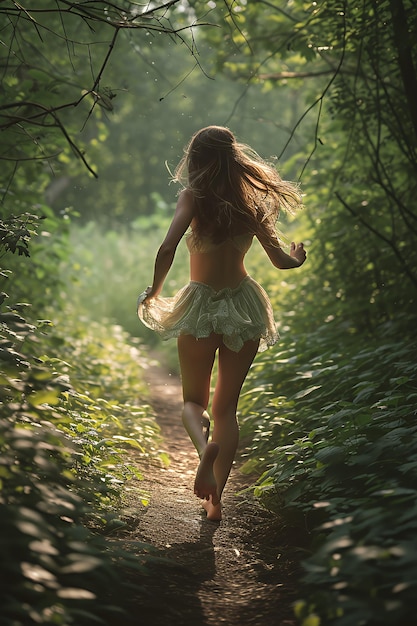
[124,354,301,626]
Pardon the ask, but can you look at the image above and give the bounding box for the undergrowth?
[0,216,171,625]
[239,315,417,626]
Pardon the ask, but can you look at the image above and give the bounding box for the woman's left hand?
[290,242,307,266]
[144,285,157,300]
[137,286,152,308]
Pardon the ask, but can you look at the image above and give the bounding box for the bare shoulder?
[175,188,196,225]
[161,188,195,248]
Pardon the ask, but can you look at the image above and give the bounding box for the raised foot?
[194,442,219,501]
[202,496,222,521]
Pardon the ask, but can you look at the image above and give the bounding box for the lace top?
[185,231,253,255]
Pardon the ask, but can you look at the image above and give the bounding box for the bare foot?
[202,496,222,521]
[194,442,219,500]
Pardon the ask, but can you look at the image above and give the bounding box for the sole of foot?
[194,442,219,501]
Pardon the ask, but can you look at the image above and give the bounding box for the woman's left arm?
[145,189,194,299]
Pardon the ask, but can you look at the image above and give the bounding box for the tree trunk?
[389,0,417,143]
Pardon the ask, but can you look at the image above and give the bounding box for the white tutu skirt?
[137,276,278,353]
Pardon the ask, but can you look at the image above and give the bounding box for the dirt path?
[124,355,301,626]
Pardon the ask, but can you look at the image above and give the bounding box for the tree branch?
[0,1,210,178]
[258,69,340,81]
[389,0,417,144]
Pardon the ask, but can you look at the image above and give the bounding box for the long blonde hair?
[174,125,302,243]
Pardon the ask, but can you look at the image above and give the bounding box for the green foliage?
[0,0,200,186]
[61,212,188,339]
[0,417,156,626]
[238,316,417,625]
[0,213,43,258]
[37,311,161,483]
[2,1,242,232]
[0,235,168,623]
[2,4,416,625]
[1,206,73,314]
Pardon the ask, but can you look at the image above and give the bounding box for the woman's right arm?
[145,189,194,298]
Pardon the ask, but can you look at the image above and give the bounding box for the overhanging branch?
[0,1,211,179]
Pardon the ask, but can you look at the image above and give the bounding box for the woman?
[138,126,306,520]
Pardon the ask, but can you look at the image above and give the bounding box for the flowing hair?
[174,125,302,244]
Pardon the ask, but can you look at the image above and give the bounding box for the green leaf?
[28,389,61,406]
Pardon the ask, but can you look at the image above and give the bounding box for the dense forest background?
[1,2,416,625]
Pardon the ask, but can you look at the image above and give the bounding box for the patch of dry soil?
[122,356,303,626]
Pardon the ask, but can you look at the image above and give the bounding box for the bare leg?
[207,339,259,519]
[182,401,219,501]
[182,401,211,457]
[178,334,220,504]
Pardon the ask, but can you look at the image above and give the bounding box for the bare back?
[190,245,247,290]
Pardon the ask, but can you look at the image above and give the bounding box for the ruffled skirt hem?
[138,276,278,353]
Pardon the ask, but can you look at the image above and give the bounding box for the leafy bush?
[0,417,155,626]
[239,316,417,626]
[1,206,72,311]
[0,216,170,624]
